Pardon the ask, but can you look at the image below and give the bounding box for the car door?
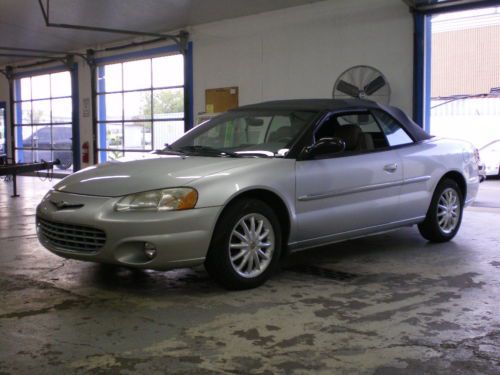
[371,109,432,221]
[294,111,403,245]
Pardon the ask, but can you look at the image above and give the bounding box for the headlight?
[115,188,198,212]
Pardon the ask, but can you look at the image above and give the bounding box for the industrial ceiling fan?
[333,65,391,105]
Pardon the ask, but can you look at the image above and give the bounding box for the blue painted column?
[413,12,433,133]
[97,66,107,163]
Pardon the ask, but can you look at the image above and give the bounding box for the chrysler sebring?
[36,99,480,289]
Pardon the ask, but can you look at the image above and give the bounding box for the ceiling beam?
[37,0,188,52]
[403,0,496,12]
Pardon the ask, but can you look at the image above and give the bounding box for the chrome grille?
[37,217,106,252]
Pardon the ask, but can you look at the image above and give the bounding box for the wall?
[432,24,500,97]
[0,0,413,167]
[192,0,413,116]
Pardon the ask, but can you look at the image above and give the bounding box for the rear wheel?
[205,199,282,290]
[418,179,463,242]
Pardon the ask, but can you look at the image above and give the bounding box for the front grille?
[37,217,106,253]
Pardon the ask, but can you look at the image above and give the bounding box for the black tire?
[418,178,464,242]
[205,199,282,290]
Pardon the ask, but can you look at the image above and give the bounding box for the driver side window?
[314,112,388,153]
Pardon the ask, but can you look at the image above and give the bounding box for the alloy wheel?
[229,213,275,278]
[437,187,461,234]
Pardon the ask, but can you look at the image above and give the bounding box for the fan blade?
[364,76,386,96]
[336,80,361,98]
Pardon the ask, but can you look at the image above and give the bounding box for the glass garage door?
[14,71,75,173]
[96,53,185,162]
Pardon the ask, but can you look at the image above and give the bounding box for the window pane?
[52,98,72,123]
[99,63,122,93]
[33,149,53,162]
[31,74,51,99]
[98,122,123,149]
[32,100,51,123]
[124,91,150,120]
[107,150,123,161]
[18,126,34,148]
[154,121,184,149]
[123,59,151,90]
[33,126,52,149]
[152,54,184,88]
[124,122,151,150]
[19,77,31,101]
[52,125,73,149]
[374,110,413,147]
[15,102,31,125]
[98,93,123,122]
[50,72,71,97]
[17,149,33,163]
[152,88,184,119]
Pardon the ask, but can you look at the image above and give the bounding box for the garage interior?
[1,0,499,374]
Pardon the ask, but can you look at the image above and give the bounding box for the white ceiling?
[0,0,325,65]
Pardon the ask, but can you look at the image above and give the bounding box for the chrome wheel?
[437,187,460,234]
[229,213,275,278]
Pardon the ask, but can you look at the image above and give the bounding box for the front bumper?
[36,190,221,270]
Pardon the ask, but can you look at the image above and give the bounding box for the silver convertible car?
[37,99,480,289]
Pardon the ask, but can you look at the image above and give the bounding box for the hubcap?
[437,188,460,234]
[229,213,275,278]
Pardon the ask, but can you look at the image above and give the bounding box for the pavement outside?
[0,176,499,374]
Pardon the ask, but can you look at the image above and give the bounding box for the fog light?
[144,242,157,260]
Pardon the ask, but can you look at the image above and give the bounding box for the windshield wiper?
[154,144,186,156]
[178,145,239,157]
[234,150,274,158]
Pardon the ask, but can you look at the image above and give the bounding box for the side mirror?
[302,137,346,158]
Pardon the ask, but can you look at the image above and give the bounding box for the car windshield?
[163,110,318,157]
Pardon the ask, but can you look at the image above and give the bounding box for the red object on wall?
[82,142,89,164]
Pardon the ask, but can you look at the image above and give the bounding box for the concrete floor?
[0,176,499,374]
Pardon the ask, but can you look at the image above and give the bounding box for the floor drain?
[286,265,358,281]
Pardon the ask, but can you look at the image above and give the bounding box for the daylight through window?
[96,54,185,162]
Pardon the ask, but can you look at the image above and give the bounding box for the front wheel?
[418,179,463,242]
[205,199,282,290]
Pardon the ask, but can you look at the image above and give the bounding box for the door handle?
[384,163,398,173]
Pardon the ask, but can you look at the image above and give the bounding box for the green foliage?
[140,89,184,117]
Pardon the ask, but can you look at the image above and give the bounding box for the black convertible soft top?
[233,99,431,142]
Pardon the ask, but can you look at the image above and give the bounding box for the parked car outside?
[36,99,480,289]
[474,148,486,182]
[22,126,73,169]
[480,140,500,177]
[478,160,487,182]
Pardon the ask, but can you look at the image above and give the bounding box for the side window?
[373,110,414,147]
[314,112,389,153]
[36,127,52,143]
[53,126,72,143]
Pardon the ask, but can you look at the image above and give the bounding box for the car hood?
[54,154,262,197]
